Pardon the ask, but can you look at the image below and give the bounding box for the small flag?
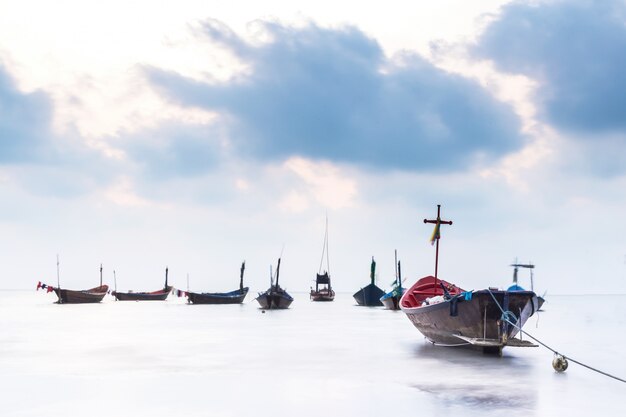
[36,281,42,291]
[429,220,441,245]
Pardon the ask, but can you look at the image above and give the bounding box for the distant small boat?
[353,257,385,306]
[37,261,108,304]
[380,250,404,310]
[507,261,545,310]
[256,258,293,309]
[187,262,249,304]
[111,267,172,301]
[310,215,335,302]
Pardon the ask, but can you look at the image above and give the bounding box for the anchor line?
[486,289,626,384]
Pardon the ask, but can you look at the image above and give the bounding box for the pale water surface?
[1,291,624,416]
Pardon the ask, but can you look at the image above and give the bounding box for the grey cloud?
[0,64,55,163]
[147,20,525,172]
[473,0,626,135]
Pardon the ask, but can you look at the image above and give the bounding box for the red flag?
[47,286,54,293]
[36,281,42,291]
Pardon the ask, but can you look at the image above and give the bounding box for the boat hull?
[310,288,335,302]
[353,283,385,306]
[401,289,538,348]
[54,285,109,304]
[187,288,249,304]
[113,286,172,301]
[256,287,293,309]
[380,287,404,310]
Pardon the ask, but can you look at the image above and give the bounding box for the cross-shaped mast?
[424,204,453,280]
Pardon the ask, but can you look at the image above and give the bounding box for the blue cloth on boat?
[463,291,473,301]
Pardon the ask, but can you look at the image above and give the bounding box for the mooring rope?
[487,289,626,384]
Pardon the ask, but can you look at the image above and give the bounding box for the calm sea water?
[0,290,624,416]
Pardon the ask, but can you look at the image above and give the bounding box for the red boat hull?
[401,276,538,350]
[54,285,109,304]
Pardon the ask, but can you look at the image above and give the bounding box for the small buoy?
[262,310,265,314]
[552,354,568,372]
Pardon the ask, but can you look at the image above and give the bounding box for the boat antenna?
[165,267,169,289]
[56,254,61,289]
[113,270,117,295]
[240,261,245,292]
[398,260,402,289]
[424,204,453,281]
[100,263,103,287]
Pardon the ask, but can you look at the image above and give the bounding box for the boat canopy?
[316,272,330,284]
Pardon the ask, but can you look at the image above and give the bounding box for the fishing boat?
[111,267,172,301]
[187,262,249,304]
[353,257,385,306]
[310,216,335,302]
[37,260,108,304]
[256,258,293,309]
[400,205,539,354]
[507,261,545,310]
[380,250,404,310]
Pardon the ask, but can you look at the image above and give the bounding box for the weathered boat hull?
[113,286,172,301]
[187,288,249,304]
[54,285,109,304]
[353,283,385,306]
[256,288,293,309]
[402,288,538,349]
[310,288,335,302]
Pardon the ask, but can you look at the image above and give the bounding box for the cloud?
[145,20,525,173]
[0,64,55,163]
[473,0,626,135]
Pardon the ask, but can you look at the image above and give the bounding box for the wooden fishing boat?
[187,262,249,304]
[353,257,384,306]
[112,267,172,301]
[256,258,293,309]
[507,261,545,310]
[37,262,108,304]
[400,205,538,354]
[310,216,335,302]
[380,250,405,310]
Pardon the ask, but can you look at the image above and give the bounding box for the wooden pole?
[423,204,453,281]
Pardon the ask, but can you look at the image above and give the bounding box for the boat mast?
[56,254,60,289]
[240,261,245,291]
[165,267,169,289]
[275,258,281,287]
[99,264,103,287]
[370,256,376,286]
[114,270,117,294]
[394,249,398,287]
[424,204,453,281]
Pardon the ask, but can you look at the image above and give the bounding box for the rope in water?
[487,289,626,384]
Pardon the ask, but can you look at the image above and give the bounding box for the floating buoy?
[552,354,568,372]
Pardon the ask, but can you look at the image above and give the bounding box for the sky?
[1,0,625,294]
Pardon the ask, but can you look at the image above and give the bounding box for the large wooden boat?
[256,258,293,309]
[37,262,108,304]
[353,257,384,306]
[380,250,405,310]
[508,261,545,310]
[112,267,172,301]
[187,262,249,304]
[310,216,335,302]
[400,205,539,354]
